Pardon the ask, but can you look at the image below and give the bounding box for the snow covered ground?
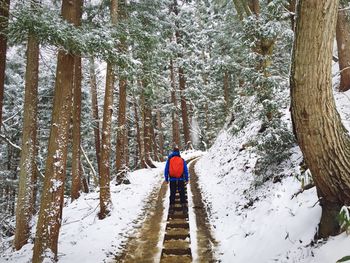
[195,88,350,263]
[0,150,202,263]
[2,166,164,263]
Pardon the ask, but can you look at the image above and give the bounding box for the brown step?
[164,234,189,240]
[163,239,190,250]
[160,255,192,263]
[162,248,192,256]
[166,222,189,229]
[168,213,188,220]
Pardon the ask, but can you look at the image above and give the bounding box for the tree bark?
[32,0,80,261]
[156,109,164,161]
[133,94,142,168]
[178,67,191,148]
[88,58,101,174]
[247,0,259,16]
[14,19,40,250]
[71,56,82,201]
[116,0,128,183]
[142,86,155,168]
[150,115,160,162]
[0,0,10,129]
[291,0,350,238]
[288,0,296,31]
[99,0,118,219]
[170,59,181,147]
[336,3,350,92]
[223,70,230,115]
[71,2,83,201]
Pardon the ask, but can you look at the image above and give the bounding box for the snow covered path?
[115,155,218,263]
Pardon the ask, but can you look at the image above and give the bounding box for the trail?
[114,157,218,263]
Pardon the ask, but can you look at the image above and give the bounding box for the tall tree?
[14,1,39,250]
[291,0,350,238]
[336,0,350,92]
[0,0,10,128]
[133,94,143,168]
[99,0,118,219]
[223,70,230,115]
[116,0,128,184]
[71,1,83,201]
[88,58,101,173]
[170,59,181,147]
[32,0,81,261]
[178,66,191,148]
[172,0,191,148]
[156,109,164,161]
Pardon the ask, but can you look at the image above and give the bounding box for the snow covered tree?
[291,0,350,238]
[13,1,39,250]
[0,0,10,128]
[71,0,83,201]
[32,1,82,261]
[88,58,101,174]
[99,0,118,219]
[115,0,129,184]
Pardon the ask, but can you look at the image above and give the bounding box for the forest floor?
[114,157,218,263]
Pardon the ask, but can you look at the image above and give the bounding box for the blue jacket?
[164,151,189,182]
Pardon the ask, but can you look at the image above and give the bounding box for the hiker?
[164,146,189,214]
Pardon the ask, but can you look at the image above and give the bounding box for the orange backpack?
[169,156,184,178]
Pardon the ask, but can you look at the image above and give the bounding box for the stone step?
[164,234,190,241]
[160,255,192,263]
[163,239,190,250]
[166,227,189,236]
[162,248,192,256]
[166,222,189,229]
[168,213,188,220]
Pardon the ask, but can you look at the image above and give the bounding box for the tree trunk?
[170,60,181,147]
[247,0,259,16]
[98,0,118,220]
[336,4,350,92]
[150,116,160,162]
[178,67,191,148]
[88,58,101,174]
[142,94,155,168]
[71,2,83,201]
[291,0,350,238]
[32,1,81,261]
[71,55,82,201]
[14,23,39,250]
[133,94,142,168]
[0,0,10,129]
[99,65,114,219]
[288,0,296,31]
[156,109,164,161]
[223,70,230,115]
[115,0,128,183]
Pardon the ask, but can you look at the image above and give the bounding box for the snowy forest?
[1,0,350,262]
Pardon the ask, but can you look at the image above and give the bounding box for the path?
[114,158,218,263]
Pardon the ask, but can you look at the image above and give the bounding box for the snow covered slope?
[2,167,164,263]
[195,89,350,263]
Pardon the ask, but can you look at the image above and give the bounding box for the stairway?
[160,187,192,262]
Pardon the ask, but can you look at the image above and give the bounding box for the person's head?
[173,144,180,153]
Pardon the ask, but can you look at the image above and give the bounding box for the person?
[164,146,189,215]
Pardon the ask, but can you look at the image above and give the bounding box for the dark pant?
[169,180,186,205]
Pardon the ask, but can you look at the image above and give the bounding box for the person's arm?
[183,160,189,182]
[164,159,170,182]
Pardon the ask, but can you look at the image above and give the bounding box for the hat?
[173,144,180,152]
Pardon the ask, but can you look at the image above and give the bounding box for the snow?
[192,84,350,262]
[1,166,164,263]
